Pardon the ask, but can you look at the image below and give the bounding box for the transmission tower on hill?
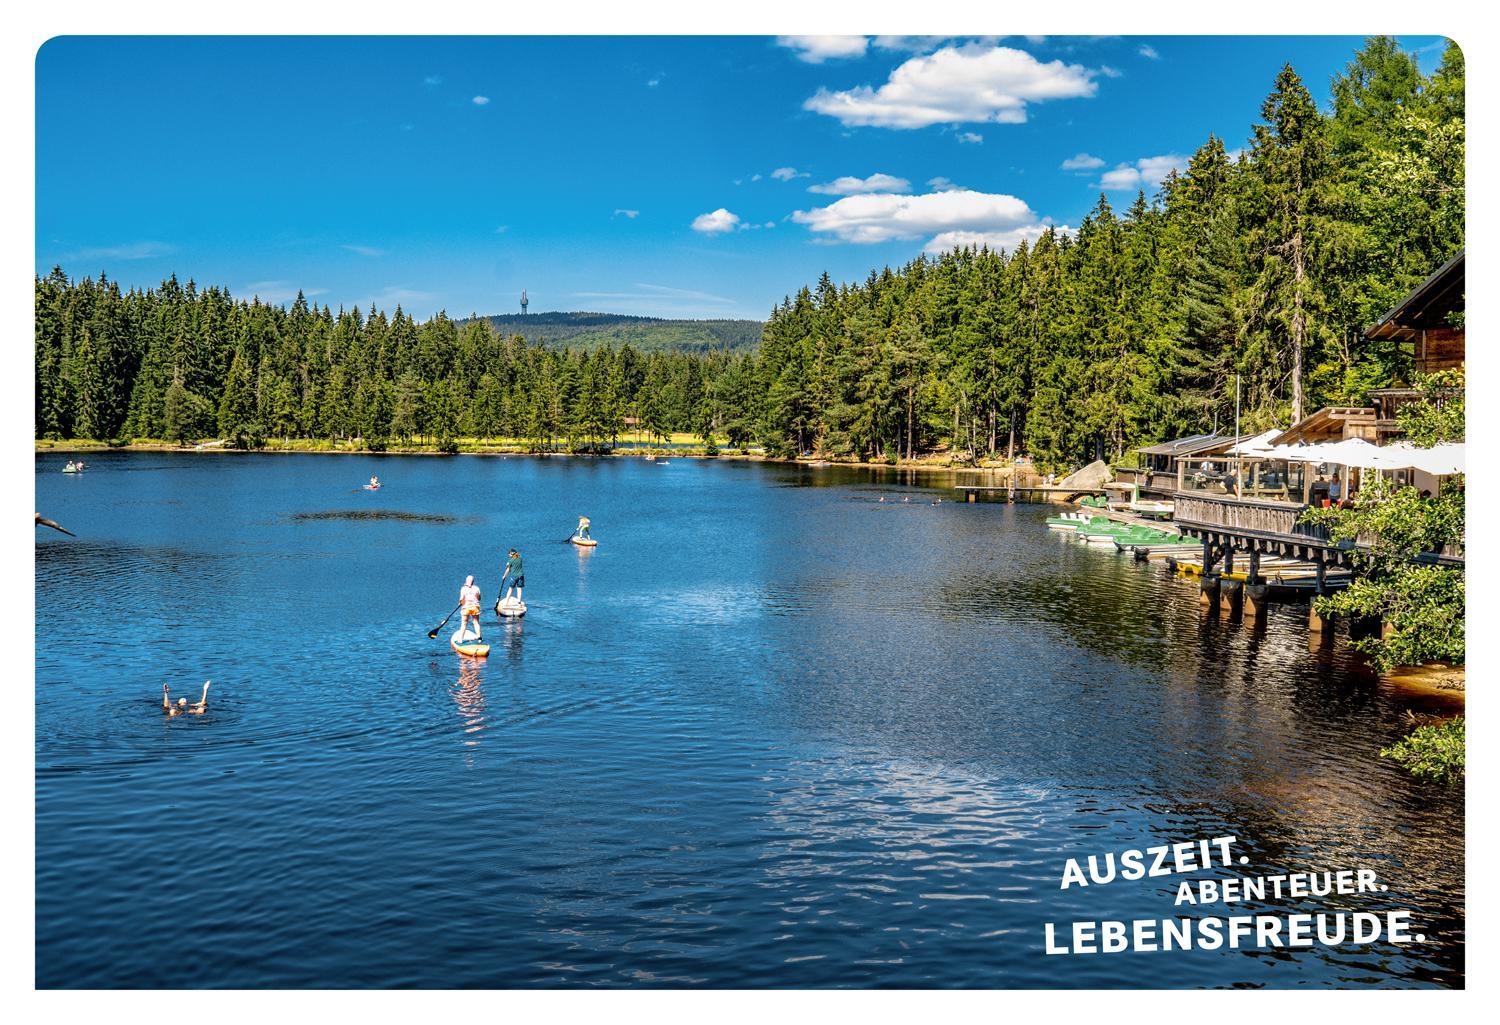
[520,289,528,315]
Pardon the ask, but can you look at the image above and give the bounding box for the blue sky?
[35,34,1448,321]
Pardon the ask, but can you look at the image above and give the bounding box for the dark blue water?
[35,452,1464,988]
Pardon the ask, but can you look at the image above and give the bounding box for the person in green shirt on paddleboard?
[499,548,525,606]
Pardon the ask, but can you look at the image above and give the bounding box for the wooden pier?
[955,484,1102,502]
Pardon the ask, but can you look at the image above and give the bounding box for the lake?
[34,452,1464,988]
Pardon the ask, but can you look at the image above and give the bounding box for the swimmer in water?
[163,681,211,717]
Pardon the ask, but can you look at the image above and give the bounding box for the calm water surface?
[35,453,1464,988]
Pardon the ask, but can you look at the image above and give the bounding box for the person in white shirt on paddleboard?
[458,575,482,641]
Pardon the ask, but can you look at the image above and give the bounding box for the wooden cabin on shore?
[1116,433,1248,497]
[1169,250,1465,583]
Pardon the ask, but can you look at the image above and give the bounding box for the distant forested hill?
[469,312,763,353]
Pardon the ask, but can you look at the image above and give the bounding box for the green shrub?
[1381,715,1464,783]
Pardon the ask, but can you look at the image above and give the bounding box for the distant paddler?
[365,475,381,490]
[497,548,525,612]
[458,575,483,643]
[570,516,597,547]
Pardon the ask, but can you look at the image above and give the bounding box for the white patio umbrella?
[1369,442,1465,475]
[1225,429,1282,456]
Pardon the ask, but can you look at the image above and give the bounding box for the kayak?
[570,537,597,547]
[496,598,527,617]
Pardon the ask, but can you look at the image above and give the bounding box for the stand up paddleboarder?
[499,548,524,608]
[458,574,483,641]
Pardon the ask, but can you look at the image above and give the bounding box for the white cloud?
[776,35,869,63]
[472,95,490,106]
[1097,154,1186,191]
[647,74,663,87]
[791,188,1042,249]
[1060,152,1105,171]
[691,208,743,234]
[925,224,1063,254]
[1138,44,1160,60]
[808,172,912,196]
[871,35,948,54]
[341,244,386,257]
[958,131,984,144]
[750,173,762,182]
[926,176,962,192]
[423,75,442,86]
[771,167,808,181]
[803,44,1099,129]
[614,209,640,219]
[59,240,175,262]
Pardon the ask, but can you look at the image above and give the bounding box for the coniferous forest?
[35,39,1463,471]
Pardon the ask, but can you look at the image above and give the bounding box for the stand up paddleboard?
[363,484,381,490]
[450,627,490,657]
[495,597,528,617]
[569,537,597,547]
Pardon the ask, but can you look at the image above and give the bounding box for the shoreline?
[35,438,1022,474]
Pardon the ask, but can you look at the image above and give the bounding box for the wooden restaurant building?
[1167,251,1465,589]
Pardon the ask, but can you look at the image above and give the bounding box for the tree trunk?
[906,386,914,460]
[1291,228,1305,423]
[1007,410,1016,462]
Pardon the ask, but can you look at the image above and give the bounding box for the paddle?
[427,602,462,639]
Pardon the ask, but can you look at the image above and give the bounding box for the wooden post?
[1245,582,1266,619]
[967,490,976,503]
[1200,573,1221,611]
[1221,578,1243,616]
[1308,559,1331,637]
[1223,547,1236,576]
[1244,550,1265,618]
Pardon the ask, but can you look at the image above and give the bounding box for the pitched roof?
[1365,250,1464,341]
[1135,433,1249,457]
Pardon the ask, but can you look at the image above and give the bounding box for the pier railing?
[1174,493,1463,566]
[1173,494,1330,543]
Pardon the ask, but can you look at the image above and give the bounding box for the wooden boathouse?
[1170,251,1464,623]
